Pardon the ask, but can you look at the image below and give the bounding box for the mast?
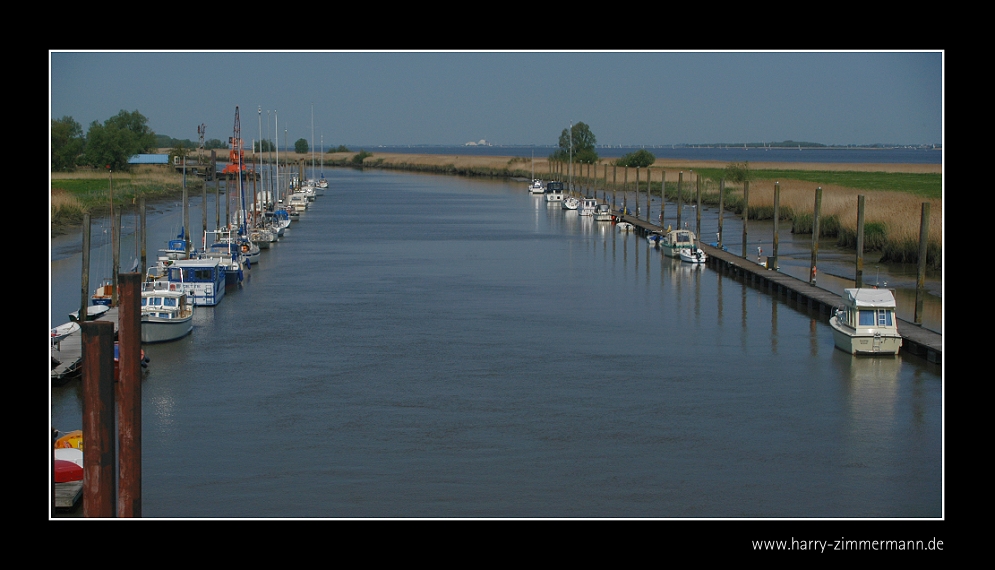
[230,106,247,237]
[275,110,279,206]
[310,102,315,180]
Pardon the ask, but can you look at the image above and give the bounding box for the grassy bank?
[51,166,205,235]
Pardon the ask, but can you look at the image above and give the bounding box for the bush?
[724,162,749,183]
[352,150,373,165]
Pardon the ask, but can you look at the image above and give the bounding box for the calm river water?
[49,168,943,519]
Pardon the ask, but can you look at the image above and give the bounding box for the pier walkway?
[617,212,942,364]
[51,307,119,384]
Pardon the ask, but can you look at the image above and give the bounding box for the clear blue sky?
[50,51,943,148]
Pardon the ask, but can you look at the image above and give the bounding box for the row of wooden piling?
[56,274,144,517]
[551,160,935,327]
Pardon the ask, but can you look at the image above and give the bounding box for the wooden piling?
[677,172,684,229]
[855,195,865,287]
[915,202,930,326]
[117,273,142,517]
[659,171,666,227]
[112,208,121,306]
[139,198,147,278]
[81,213,91,321]
[717,179,724,248]
[695,174,702,236]
[771,182,780,271]
[81,321,115,517]
[741,180,749,259]
[810,187,822,285]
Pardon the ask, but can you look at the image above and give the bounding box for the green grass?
[693,168,941,198]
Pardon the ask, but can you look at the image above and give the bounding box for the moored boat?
[544,181,565,203]
[580,198,597,216]
[829,288,903,355]
[660,227,698,258]
[593,203,614,222]
[529,179,545,194]
[165,257,226,306]
[91,278,114,306]
[141,281,195,343]
[679,245,707,264]
[562,196,580,210]
[69,304,111,322]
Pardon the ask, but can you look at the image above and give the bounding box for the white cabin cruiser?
[829,288,903,355]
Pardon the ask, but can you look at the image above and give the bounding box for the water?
[49,169,943,518]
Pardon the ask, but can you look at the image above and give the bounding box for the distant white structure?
[464,139,491,146]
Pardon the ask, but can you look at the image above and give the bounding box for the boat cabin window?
[164,297,177,307]
[858,309,894,326]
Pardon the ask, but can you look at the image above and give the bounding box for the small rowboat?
[51,322,80,344]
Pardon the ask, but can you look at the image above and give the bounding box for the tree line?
[51,110,352,173]
[52,110,157,172]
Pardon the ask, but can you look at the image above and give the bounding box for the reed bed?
[720,180,942,269]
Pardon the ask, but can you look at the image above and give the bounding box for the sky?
[49,51,943,148]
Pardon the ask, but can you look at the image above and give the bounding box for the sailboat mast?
[310,102,315,179]
[233,106,247,236]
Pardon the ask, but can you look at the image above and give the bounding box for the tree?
[615,149,655,168]
[724,162,750,183]
[82,110,157,171]
[551,122,598,164]
[254,139,275,152]
[204,138,226,150]
[52,116,84,171]
[168,142,189,166]
[294,138,309,154]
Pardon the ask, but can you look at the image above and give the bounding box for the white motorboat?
[528,179,545,194]
[580,198,597,216]
[140,281,194,343]
[659,227,698,259]
[164,257,226,306]
[288,193,309,211]
[617,222,634,232]
[646,232,663,247]
[679,246,707,264]
[593,203,614,222]
[544,181,565,202]
[829,288,903,355]
[562,197,580,210]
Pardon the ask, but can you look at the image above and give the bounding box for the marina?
[50,167,942,518]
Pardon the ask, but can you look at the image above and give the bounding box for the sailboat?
[528,150,544,194]
[317,132,328,193]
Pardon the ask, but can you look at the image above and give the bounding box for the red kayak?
[54,459,83,483]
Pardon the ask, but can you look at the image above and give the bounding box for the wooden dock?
[617,213,942,364]
[54,481,83,510]
[51,307,120,384]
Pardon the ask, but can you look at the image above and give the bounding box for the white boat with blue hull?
[166,257,226,306]
[201,230,245,287]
